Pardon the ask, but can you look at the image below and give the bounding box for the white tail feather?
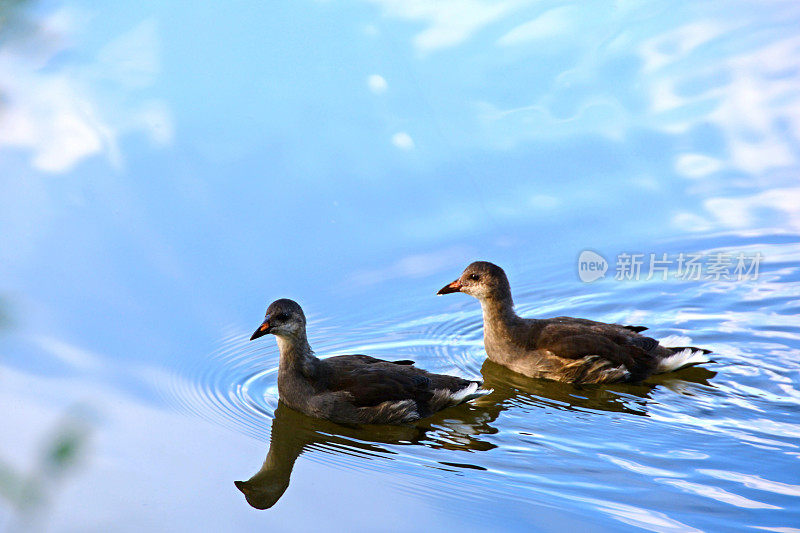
[657,348,710,373]
[450,382,492,404]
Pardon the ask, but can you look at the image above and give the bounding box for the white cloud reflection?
[0,13,173,173]
[674,153,723,179]
[391,131,415,149]
[704,187,800,232]
[351,246,472,286]
[497,6,578,46]
[674,187,800,233]
[367,74,388,93]
[364,0,521,52]
[31,335,105,371]
[362,0,799,237]
[481,16,800,177]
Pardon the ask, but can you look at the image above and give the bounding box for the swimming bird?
[437,261,711,384]
[250,298,490,424]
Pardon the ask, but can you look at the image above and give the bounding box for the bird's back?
[320,354,476,407]
[486,315,706,383]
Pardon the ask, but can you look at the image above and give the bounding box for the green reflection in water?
[0,411,91,531]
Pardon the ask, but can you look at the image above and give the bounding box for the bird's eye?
[275,313,289,321]
[469,273,480,281]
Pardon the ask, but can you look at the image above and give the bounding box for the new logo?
[578,250,608,283]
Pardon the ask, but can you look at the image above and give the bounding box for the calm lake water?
[2,1,799,531]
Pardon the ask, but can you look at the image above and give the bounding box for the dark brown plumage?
[250,299,489,424]
[438,261,712,384]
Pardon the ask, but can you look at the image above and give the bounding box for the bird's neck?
[479,295,520,363]
[275,332,317,375]
[479,295,517,326]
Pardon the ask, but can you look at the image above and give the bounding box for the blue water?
[1,1,799,531]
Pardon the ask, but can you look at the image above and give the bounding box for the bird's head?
[437,261,512,302]
[250,298,307,341]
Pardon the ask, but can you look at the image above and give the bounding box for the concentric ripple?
[167,328,281,440]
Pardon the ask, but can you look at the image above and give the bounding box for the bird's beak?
[250,316,271,340]
[437,279,462,295]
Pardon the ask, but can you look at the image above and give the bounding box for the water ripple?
[164,234,800,528]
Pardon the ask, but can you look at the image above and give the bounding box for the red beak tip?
[437,281,462,295]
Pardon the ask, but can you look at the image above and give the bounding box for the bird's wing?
[537,332,635,364]
[550,316,652,337]
[539,319,660,353]
[322,356,431,408]
[328,354,415,366]
[534,321,662,379]
[623,325,648,333]
[626,334,659,352]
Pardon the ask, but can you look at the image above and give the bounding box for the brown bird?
[438,261,711,384]
[250,298,490,425]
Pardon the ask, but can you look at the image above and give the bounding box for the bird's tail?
[429,381,493,412]
[657,346,712,373]
[451,381,493,404]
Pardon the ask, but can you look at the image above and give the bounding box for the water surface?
[1,0,799,531]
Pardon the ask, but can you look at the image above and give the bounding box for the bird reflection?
[476,359,717,416]
[235,402,433,509]
[234,398,496,510]
[235,361,716,509]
